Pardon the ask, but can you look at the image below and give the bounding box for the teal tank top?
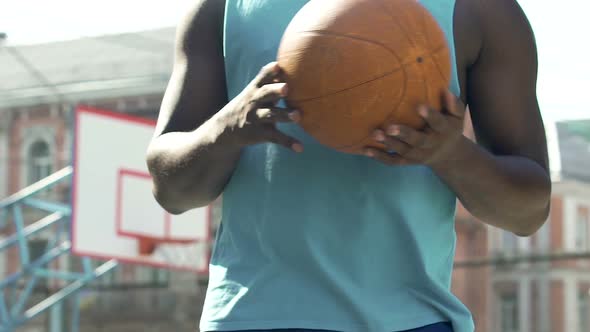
[201,1,474,332]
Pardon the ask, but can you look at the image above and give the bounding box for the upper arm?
[466,0,549,171]
[153,0,227,137]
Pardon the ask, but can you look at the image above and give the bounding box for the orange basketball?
[277,0,451,154]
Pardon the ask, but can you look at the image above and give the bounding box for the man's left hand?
[365,90,467,168]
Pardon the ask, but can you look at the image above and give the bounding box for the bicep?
[154,0,228,137]
[466,0,548,170]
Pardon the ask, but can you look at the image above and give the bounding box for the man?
[146,0,551,331]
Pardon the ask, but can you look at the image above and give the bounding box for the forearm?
[431,136,551,236]
[147,110,241,213]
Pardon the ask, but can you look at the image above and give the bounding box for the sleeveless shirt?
[200,1,474,331]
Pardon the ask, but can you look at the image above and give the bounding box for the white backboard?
[71,106,211,273]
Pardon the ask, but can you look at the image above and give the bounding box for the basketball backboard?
[71,106,211,273]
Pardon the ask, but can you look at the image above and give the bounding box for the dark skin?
[147,0,551,236]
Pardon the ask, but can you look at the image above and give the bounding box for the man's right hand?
[148,1,306,213]
[218,62,304,153]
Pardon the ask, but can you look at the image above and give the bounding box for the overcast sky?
[0,0,587,122]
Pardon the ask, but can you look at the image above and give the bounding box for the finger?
[252,83,288,106]
[264,128,304,153]
[256,108,301,123]
[383,124,429,147]
[417,105,449,133]
[442,90,465,118]
[372,130,411,155]
[254,62,282,87]
[364,148,412,166]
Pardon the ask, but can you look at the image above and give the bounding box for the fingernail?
[387,126,400,136]
[289,110,301,122]
[418,106,428,117]
[280,84,288,96]
[292,143,304,153]
[365,149,374,157]
[373,130,385,142]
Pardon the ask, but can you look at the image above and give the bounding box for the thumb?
[442,90,465,118]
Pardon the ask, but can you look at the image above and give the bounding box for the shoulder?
[472,0,536,62]
[454,0,536,69]
[175,0,226,56]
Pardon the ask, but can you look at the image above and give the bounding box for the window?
[536,218,550,252]
[502,231,518,253]
[575,209,589,250]
[576,218,589,250]
[156,268,170,285]
[500,293,519,332]
[580,290,589,332]
[28,238,49,288]
[135,266,169,287]
[28,140,52,184]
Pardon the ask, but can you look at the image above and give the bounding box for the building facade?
[477,120,590,332]
[0,28,212,331]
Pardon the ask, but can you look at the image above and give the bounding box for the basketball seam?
[298,30,446,68]
[426,45,448,57]
[420,3,434,49]
[377,0,450,83]
[427,47,451,89]
[332,66,409,151]
[299,30,403,64]
[376,0,417,49]
[415,5,432,119]
[293,66,404,103]
[298,70,409,150]
[323,45,447,150]
[291,43,445,106]
[291,29,425,105]
[416,6,451,90]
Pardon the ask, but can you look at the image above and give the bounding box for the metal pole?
[17,260,117,327]
[70,293,80,332]
[0,294,11,328]
[49,301,62,332]
[0,167,119,332]
[12,205,30,266]
[454,250,590,268]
